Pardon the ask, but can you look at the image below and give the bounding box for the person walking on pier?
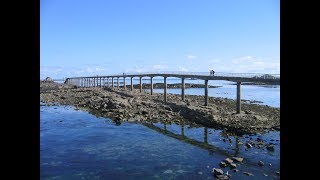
[210,70,215,76]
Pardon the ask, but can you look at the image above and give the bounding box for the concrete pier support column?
[112,78,114,88]
[204,127,208,144]
[139,77,142,93]
[123,77,126,90]
[93,78,96,87]
[117,77,120,89]
[131,77,133,91]
[107,78,109,87]
[99,77,102,87]
[164,77,167,102]
[181,78,185,101]
[150,77,153,95]
[204,79,209,106]
[236,82,242,114]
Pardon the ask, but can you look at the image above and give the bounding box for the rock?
[266,144,275,151]
[215,174,229,180]
[232,157,243,163]
[219,161,227,168]
[246,143,253,148]
[224,158,233,164]
[275,171,280,175]
[263,173,268,176]
[258,161,264,166]
[233,169,239,172]
[230,163,236,169]
[163,170,173,174]
[243,172,254,176]
[212,168,223,175]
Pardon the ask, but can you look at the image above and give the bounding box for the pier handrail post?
[236,81,242,114]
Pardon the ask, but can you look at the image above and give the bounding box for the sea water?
[41,105,280,179]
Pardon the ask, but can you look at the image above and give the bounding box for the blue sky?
[41,0,279,79]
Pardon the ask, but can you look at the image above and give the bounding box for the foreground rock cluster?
[40,81,280,134]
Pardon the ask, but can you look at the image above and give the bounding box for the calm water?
[40,105,280,179]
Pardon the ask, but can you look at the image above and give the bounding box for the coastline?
[40,81,280,134]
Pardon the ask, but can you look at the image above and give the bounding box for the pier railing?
[107,71,280,80]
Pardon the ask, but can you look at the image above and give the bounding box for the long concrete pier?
[64,72,280,114]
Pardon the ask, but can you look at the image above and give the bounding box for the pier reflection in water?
[41,105,280,179]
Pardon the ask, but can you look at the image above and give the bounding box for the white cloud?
[186,54,197,59]
[178,66,188,72]
[152,64,168,70]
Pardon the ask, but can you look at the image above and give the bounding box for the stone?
[212,168,223,175]
[231,157,244,162]
[246,143,253,148]
[258,161,264,166]
[230,163,236,169]
[224,158,233,164]
[215,174,229,180]
[219,161,227,168]
[275,171,280,175]
[233,169,239,172]
[243,172,254,176]
[266,144,275,151]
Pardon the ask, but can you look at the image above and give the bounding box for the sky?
[40,0,279,79]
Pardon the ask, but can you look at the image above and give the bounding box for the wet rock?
[219,162,227,168]
[215,174,229,180]
[243,172,254,176]
[212,168,223,175]
[258,161,264,166]
[266,144,275,151]
[230,163,236,169]
[263,173,268,176]
[224,158,233,164]
[163,169,173,174]
[275,171,280,175]
[231,157,243,162]
[233,169,239,173]
[246,143,253,148]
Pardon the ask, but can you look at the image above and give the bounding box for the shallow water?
[41,105,280,179]
[133,79,279,108]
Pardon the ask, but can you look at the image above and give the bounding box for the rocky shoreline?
[40,81,280,134]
